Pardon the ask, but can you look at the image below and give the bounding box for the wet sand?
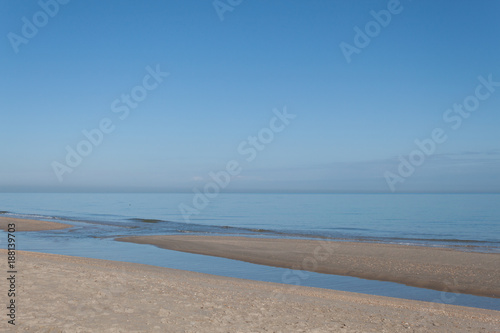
[2,250,499,332]
[117,235,500,298]
[0,216,72,232]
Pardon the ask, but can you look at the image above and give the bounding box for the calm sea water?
[2,193,499,251]
[1,193,499,310]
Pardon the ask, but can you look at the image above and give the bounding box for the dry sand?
[1,250,499,332]
[117,235,500,298]
[1,218,499,331]
[0,216,72,232]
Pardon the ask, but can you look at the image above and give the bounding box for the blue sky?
[1,0,499,193]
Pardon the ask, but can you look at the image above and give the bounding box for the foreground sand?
[0,216,72,232]
[117,235,500,298]
[1,250,499,332]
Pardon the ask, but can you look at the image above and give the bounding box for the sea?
[1,193,499,311]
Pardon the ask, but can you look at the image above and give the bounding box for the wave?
[128,218,163,224]
[4,211,499,253]
[4,212,135,229]
[380,236,496,244]
[4,212,63,220]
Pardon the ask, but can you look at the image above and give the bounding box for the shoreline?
[0,216,73,232]
[1,216,499,298]
[117,235,500,298]
[3,250,499,332]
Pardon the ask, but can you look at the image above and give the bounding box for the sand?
[1,250,499,333]
[0,216,72,232]
[1,218,498,331]
[117,235,500,298]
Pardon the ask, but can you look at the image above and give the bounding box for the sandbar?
[0,216,73,232]
[117,235,500,298]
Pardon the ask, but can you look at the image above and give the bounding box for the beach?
[1,216,500,332]
[3,250,500,333]
[5,0,500,330]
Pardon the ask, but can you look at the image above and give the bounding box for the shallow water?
[2,193,499,251]
[1,193,499,310]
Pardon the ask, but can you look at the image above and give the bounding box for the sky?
[1,0,499,193]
